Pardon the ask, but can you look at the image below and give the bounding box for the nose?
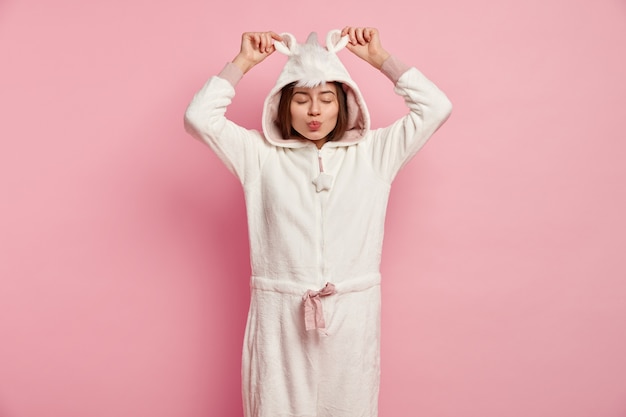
[308,100,320,116]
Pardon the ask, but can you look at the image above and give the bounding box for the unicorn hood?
[262,30,370,148]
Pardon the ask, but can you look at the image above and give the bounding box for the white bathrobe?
[184,31,452,417]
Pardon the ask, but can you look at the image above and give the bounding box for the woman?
[184,26,452,417]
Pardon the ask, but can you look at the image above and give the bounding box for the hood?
[262,30,370,148]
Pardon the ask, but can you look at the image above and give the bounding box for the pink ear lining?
[275,31,348,56]
[275,32,298,56]
[326,29,349,53]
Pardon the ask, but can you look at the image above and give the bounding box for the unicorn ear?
[326,29,349,53]
[274,32,298,56]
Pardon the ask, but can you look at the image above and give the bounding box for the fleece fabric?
[184,30,452,417]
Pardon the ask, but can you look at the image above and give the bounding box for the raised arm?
[183,31,282,183]
[340,27,452,180]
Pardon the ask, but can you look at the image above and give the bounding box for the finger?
[355,27,367,45]
[269,31,283,42]
[348,27,358,45]
[242,32,254,49]
[267,32,276,53]
[260,32,276,53]
[341,26,356,44]
[363,27,374,43]
[251,33,262,51]
[260,32,269,53]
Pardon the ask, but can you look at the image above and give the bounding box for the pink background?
[2,0,626,416]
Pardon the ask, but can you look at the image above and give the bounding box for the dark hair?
[276,81,348,141]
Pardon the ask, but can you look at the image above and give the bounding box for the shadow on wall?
[160,167,250,415]
[168,162,250,416]
[122,87,252,415]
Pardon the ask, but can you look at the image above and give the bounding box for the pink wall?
[1,0,625,416]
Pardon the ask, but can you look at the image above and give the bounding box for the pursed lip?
[307,121,321,130]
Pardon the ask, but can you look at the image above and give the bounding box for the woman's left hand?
[341,26,390,69]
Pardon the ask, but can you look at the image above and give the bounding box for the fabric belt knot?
[302,282,337,331]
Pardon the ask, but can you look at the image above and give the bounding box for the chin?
[293,128,331,142]
[309,131,332,140]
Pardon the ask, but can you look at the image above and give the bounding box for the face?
[289,83,339,147]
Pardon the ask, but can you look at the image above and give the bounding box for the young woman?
[184,26,452,417]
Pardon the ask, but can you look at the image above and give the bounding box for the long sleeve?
[366,58,452,182]
[183,64,269,184]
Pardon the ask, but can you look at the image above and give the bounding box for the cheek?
[290,105,305,124]
[330,106,339,122]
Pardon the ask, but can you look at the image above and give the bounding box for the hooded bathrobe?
[184,30,452,417]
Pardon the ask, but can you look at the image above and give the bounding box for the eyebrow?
[293,90,336,96]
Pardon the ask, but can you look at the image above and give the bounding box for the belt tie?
[302,282,337,331]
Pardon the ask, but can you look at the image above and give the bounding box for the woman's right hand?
[232,31,283,74]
